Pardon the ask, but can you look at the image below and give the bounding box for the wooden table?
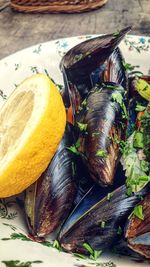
[0,0,150,59]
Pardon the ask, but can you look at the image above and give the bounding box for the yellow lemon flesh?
[0,74,66,197]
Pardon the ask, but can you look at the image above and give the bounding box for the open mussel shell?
[77,83,126,186]
[59,182,150,254]
[125,195,150,259]
[60,27,131,81]
[25,123,77,237]
[61,27,130,111]
[91,48,128,91]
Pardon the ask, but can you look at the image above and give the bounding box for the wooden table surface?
[0,0,150,59]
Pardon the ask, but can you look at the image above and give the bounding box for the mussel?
[59,182,150,254]
[61,27,131,115]
[76,83,126,186]
[125,195,150,259]
[25,123,77,237]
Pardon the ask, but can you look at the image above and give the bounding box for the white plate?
[0,35,150,267]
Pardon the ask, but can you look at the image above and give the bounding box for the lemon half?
[0,74,66,197]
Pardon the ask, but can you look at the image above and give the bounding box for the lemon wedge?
[0,74,66,197]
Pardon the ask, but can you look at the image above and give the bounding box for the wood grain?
[0,0,150,59]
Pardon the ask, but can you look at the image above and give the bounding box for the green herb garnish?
[91,250,102,261]
[83,243,94,254]
[140,160,149,172]
[67,139,80,155]
[104,84,123,91]
[100,221,106,228]
[83,243,102,261]
[107,193,113,201]
[132,205,144,220]
[92,132,100,137]
[67,145,80,155]
[122,61,139,71]
[75,138,80,149]
[133,131,144,148]
[77,122,88,131]
[82,99,87,106]
[74,253,87,260]
[113,30,120,37]
[111,91,128,119]
[96,149,107,158]
[53,240,62,251]
[117,226,122,235]
[2,260,43,267]
[135,103,146,112]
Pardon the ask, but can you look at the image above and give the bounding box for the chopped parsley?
[140,160,149,172]
[96,149,107,158]
[132,205,144,220]
[122,61,139,71]
[133,131,144,148]
[117,226,122,235]
[83,243,102,261]
[120,132,150,193]
[92,132,100,137]
[111,91,128,119]
[75,138,81,149]
[135,103,146,112]
[100,221,106,228]
[103,84,123,91]
[81,98,87,106]
[74,253,87,260]
[67,145,80,155]
[107,192,113,201]
[113,30,120,37]
[53,240,62,251]
[77,122,88,131]
[67,139,81,155]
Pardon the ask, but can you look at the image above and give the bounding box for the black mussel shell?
[60,27,131,113]
[61,27,131,83]
[59,182,150,254]
[25,123,77,237]
[126,195,150,259]
[77,83,126,186]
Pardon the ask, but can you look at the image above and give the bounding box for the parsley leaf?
[120,132,149,193]
[135,103,146,112]
[96,149,107,158]
[112,91,128,119]
[77,122,88,131]
[133,205,144,220]
[107,192,113,201]
[133,131,144,148]
[83,243,94,254]
[83,243,102,261]
[122,61,139,71]
[67,145,80,155]
[67,139,81,155]
[74,253,87,260]
[100,221,106,228]
[117,226,122,235]
[53,240,62,251]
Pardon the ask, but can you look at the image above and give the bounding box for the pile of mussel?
[24,27,150,259]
